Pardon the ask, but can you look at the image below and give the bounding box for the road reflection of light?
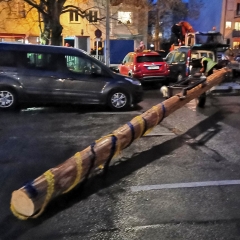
[21,107,45,112]
[186,99,197,111]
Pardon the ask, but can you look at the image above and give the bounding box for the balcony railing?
[232,30,240,38]
[90,55,105,63]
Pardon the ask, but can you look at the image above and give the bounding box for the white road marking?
[131,180,240,192]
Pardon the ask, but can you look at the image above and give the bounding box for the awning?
[64,36,75,40]
[0,33,26,38]
[232,37,240,42]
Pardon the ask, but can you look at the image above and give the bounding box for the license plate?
[148,66,159,70]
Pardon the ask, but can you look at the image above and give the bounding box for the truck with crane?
[163,21,231,108]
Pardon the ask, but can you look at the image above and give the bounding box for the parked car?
[0,43,143,111]
[165,44,229,82]
[118,50,170,84]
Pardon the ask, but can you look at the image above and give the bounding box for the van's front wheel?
[107,89,130,111]
[0,88,18,110]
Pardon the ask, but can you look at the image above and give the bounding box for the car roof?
[0,42,88,55]
[130,50,161,56]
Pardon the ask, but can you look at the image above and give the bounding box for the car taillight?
[134,65,140,71]
[165,63,170,71]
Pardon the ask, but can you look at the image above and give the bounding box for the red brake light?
[165,63,170,70]
[134,65,140,72]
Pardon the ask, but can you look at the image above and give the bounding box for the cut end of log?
[11,190,35,217]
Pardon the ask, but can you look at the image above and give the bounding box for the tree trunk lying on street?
[10,68,230,219]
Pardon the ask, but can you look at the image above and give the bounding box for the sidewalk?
[210,77,240,95]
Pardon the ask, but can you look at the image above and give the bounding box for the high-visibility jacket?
[201,57,217,73]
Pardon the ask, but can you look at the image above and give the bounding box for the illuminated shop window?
[117,11,132,25]
[226,21,232,29]
[233,42,240,49]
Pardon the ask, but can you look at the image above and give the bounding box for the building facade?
[186,0,240,52]
[0,0,149,53]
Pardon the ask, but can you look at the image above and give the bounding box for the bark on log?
[10,68,230,219]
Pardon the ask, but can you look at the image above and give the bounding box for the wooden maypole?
[10,68,229,219]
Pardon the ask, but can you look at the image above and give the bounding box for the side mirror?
[110,67,119,73]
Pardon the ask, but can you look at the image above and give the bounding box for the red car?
[118,50,170,83]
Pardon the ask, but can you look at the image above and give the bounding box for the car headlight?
[125,77,141,85]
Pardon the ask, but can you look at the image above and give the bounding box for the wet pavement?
[0,86,240,240]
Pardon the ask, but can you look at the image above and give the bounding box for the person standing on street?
[135,41,146,52]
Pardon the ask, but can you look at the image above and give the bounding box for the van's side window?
[65,55,102,75]
[0,51,17,67]
[25,53,53,70]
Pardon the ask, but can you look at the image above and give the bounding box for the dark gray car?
[0,43,143,111]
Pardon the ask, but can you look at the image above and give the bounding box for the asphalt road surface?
[1,88,240,240]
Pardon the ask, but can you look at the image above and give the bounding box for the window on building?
[227,0,234,10]
[235,22,240,30]
[88,10,99,24]
[69,11,80,23]
[7,0,25,18]
[237,3,240,16]
[18,0,25,18]
[226,21,232,29]
[117,11,132,25]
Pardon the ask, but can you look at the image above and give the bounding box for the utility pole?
[154,0,160,51]
[105,0,110,67]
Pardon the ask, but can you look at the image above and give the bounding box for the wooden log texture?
[10,68,229,219]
